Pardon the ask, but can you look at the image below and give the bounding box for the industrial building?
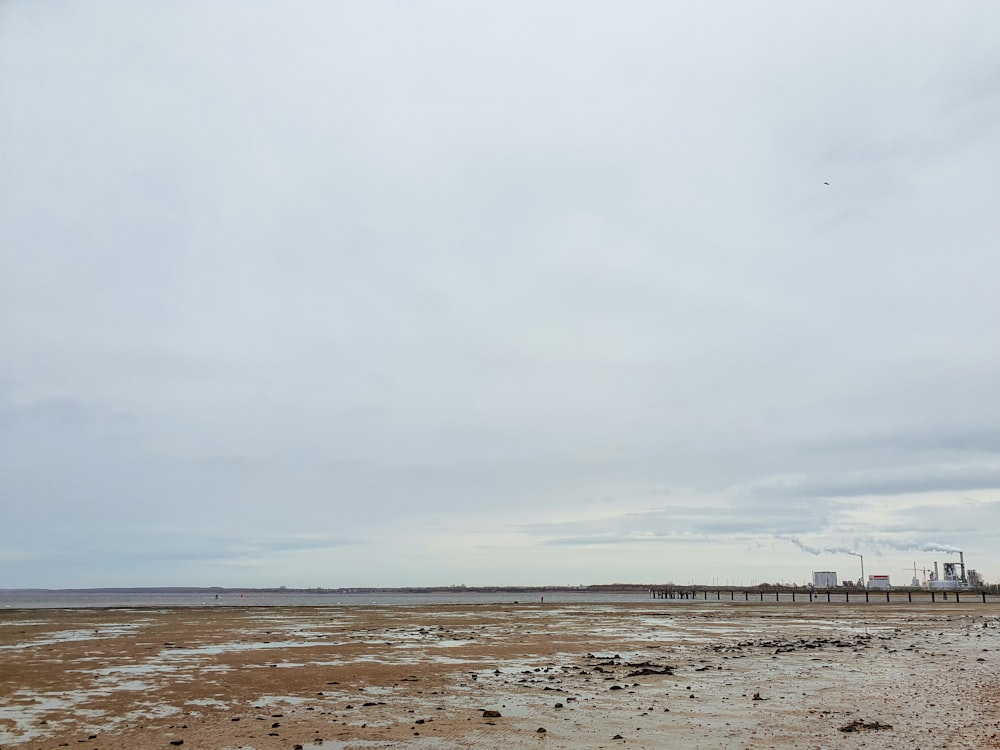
[812,571,838,588]
[805,548,981,592]
[928,552,969,590]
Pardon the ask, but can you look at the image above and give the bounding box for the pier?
[649,585,999,603]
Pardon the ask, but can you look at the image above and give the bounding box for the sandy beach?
[2,602,999,749]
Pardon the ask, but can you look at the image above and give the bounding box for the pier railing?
[649,586,998,603]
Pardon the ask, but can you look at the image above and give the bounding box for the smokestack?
[959,551,965,583]
[934,561,939,581]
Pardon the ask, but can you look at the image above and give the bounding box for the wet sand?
[2,602,999,749]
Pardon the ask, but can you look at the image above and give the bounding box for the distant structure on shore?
[812,571,838,588]
[926,552,982,590]
[810,549,984,591]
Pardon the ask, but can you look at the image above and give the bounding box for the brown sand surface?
[2,602,999,749]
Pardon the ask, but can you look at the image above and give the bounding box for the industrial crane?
[898,562,931,587]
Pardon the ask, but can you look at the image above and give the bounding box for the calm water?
[0,590,654,609]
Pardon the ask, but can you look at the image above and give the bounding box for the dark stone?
[627,667,674,677]
[839,720,893,733]
[482,709,502,718]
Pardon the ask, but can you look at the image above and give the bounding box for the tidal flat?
[1,602,999,749]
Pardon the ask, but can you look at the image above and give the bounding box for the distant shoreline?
[0,584,652,595]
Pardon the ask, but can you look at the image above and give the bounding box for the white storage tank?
[812,571,838,588]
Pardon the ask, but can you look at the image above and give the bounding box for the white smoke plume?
[880,540,963,554]
[917,542,962,554]
[779,536,858,556]
[782,535,963,556]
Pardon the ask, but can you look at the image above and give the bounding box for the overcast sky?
[3,2,1000,589]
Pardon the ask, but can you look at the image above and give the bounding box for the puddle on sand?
[0,623,145,650]
[0,691,109,744]
[161,639,324,657]
[251,694,317,707]
[124,702,182,720]
[89,663,180,676]
[307,653,477,667]
[397,639,472,649]
[93,678,152,691]
[186,698,230,708]
[299,743,455,750]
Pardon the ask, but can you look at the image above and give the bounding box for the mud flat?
[2,602,999,749]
